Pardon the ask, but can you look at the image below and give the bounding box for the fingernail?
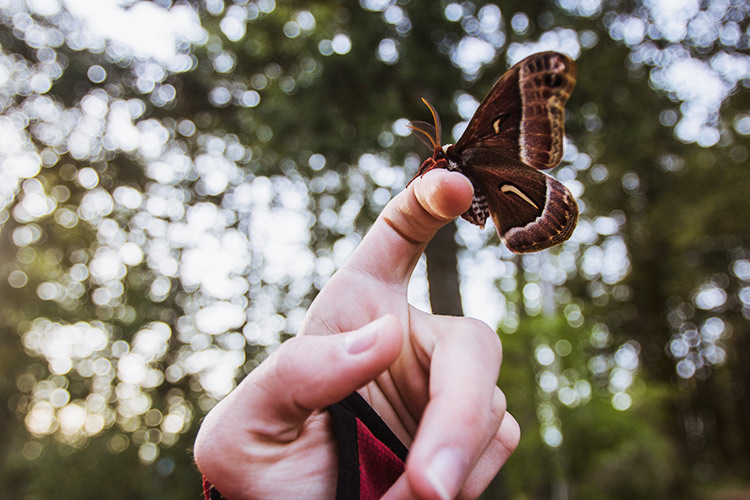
[344,317,385,354]
[425,446,468,500]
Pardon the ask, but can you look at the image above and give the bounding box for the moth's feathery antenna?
[406,122,438,150]
[421,98,442,149]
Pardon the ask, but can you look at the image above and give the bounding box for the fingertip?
[345,313,402,360]
[374,313,405,370]
[379,313,404,347]
[413,169,474,221]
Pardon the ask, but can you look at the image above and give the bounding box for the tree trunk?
[425,223,463,316]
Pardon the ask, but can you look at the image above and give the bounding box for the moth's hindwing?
[463,151,578,253]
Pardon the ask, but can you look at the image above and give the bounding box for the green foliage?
[500,314,677,499]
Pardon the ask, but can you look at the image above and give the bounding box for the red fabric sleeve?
[357,418,405,499]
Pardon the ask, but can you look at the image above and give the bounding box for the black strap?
[328,395,361,499]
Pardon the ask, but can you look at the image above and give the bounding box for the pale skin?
[193,169,521,500]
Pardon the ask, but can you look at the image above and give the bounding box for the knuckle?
[493,387,508,413]
[489,389,507,429]
[455,404,496,434]
[500,414,522,453]
[463,317,502,360]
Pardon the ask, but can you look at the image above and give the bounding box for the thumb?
[343,169,473,287]
[260,314,403,427]
[197,314,402,444]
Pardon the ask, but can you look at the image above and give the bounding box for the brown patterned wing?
[453,51,577,171]
[461,151,579,253]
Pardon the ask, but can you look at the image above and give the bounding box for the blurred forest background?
[1,0,749,498]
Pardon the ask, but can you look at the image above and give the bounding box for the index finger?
[407,314,506,499]
[344,168,473,287]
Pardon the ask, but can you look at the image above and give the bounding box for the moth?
[409,51,578,253]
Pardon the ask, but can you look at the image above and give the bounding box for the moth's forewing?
[454,51,576,171]
[516,52,576,170]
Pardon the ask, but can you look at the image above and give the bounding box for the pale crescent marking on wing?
[501,184,540,210]
[493,118,502,134]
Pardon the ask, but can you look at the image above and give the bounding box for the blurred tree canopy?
[1,0,749,498]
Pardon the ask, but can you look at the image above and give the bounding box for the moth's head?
[432,143,457,162]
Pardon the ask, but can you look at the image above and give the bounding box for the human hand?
[194,169,520,499]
